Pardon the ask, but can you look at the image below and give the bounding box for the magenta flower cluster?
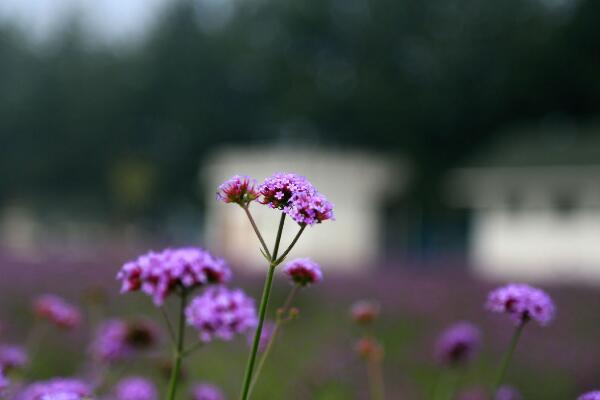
[34,295,81,329]
[486,283,555,326]
[17,378,91,400]
[0,345,28,372]
[113,377,158,400]
[579,392,600,400]
[91,319,159,363]
[434,321,481,366]
[117,247,232,305]
[186,287,258,342]
[283,258,323,286]
[217,175,259,205]
[191,383,226,400]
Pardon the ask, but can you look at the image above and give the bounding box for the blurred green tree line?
[0,0,599,219]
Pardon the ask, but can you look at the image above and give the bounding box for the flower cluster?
[486,284,555,326]
[191,383,225,400]
[257,172,334,225]
[579,392,600,400]
[283,258,323,287]
[434,322,481,366]
[34,295,81,329]
[217,175,258,206]
[350,300,380,325]
[0,344,28,372]
[91,319,159,363]
[18,378,91,400]
[117,247,232,305]
[495,386,522,400]
[113,377,158,400]
[186,287,258,342]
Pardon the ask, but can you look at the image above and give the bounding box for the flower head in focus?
[33,295,81,329]
[186,287,257,342]
[18,378,91,400]
[495,386,522,400]
[217,175,258,206]
[113,377,157,400]
[282,258,323,287]
[91,319,159,363]
[486,284,555,326]
[191,383,225,400]
[117,247,232,306]
[258,173,316,210]
[434,322,481,367]
[579,391,600,400]
[0,344,28,373]
[350,300,380,325]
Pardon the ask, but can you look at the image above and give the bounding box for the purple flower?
[486,283,555,326]
[282,258,323,287]
[0,344,28,372]
[91,319,159,363]
[33,295,81,329]
[217,175,259,205]
[284,191,334,226]
[18,378,91,400]
[117,247,232,305]
[579,391,600,400]
[350,300,380,325]
[191,383,225,400]
[495,385,522,400]
[434,322,481,366]
[0,370,8,392]
[258,173,317,210]
[186,287,257,342]
[113,377,157,400]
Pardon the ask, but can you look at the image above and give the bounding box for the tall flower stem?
[367,356,385,400]
[240,213,286,400]
[492,322,526,394]
[248,284,301,395]
[167,289,188,400]
[242,205,272,260]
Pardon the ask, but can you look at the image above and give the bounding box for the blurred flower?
[0,370,8,391]
[350,300,380,325]
[91,319,159,363]
[0,344,28,372]
[495,385,522,400]
[354,337,384,362]
[486,284,555,326]
[258,172,316,210]
[217,175,258,206]
[579,391,600,400]
[18,378,91,400]
[191,383,225,400]
[248,320,274,353]
[34,295,81,329]
[113,377,157,400]
[282,258,323,287]
[186,287,257,342]
[117,247,232,306]
[434,322,481,367]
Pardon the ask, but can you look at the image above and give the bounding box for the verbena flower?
[579,391,600,400]
[91,319,159,363]
[0,344,28,372]
[191,383,225,400]
[354,337,384,362]
[18,378,91,400]
[434,322,481,367]
[486,283,555,326]
[350,300,380,325]
[113,377,158,400]
[495,385,522,400]
[117,247,232,306]
[33,295,81,329]
[284,191,334,225]
[217,175,259,206]
[186,287,257,342]
[258,173,316,210]
[282,258,323,287]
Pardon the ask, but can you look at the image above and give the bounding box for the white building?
[202,146,408,271]
[451,127,600,283]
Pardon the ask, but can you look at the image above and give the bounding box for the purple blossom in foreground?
[117,247,232,305]
[113,377,158,400]
[283,258,323,287]
[34,295,81,329]
[495,385,522,400]
[91,319,159,363]
[258,173,316,210]
[186,287,257,342]
[434,322,481,366]
[217,175,258,206]
[579,391,600,400]
[486,283,555,326]
[0,344,28,372]
[191,383,225,400]
[18,378,91,400]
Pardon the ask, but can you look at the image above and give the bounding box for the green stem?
[239,213,286,400]
[492,322,526,394]
[166,290,187,400]
[275,224,306,265]
[367,357,385,400]
[243,205,272,260]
